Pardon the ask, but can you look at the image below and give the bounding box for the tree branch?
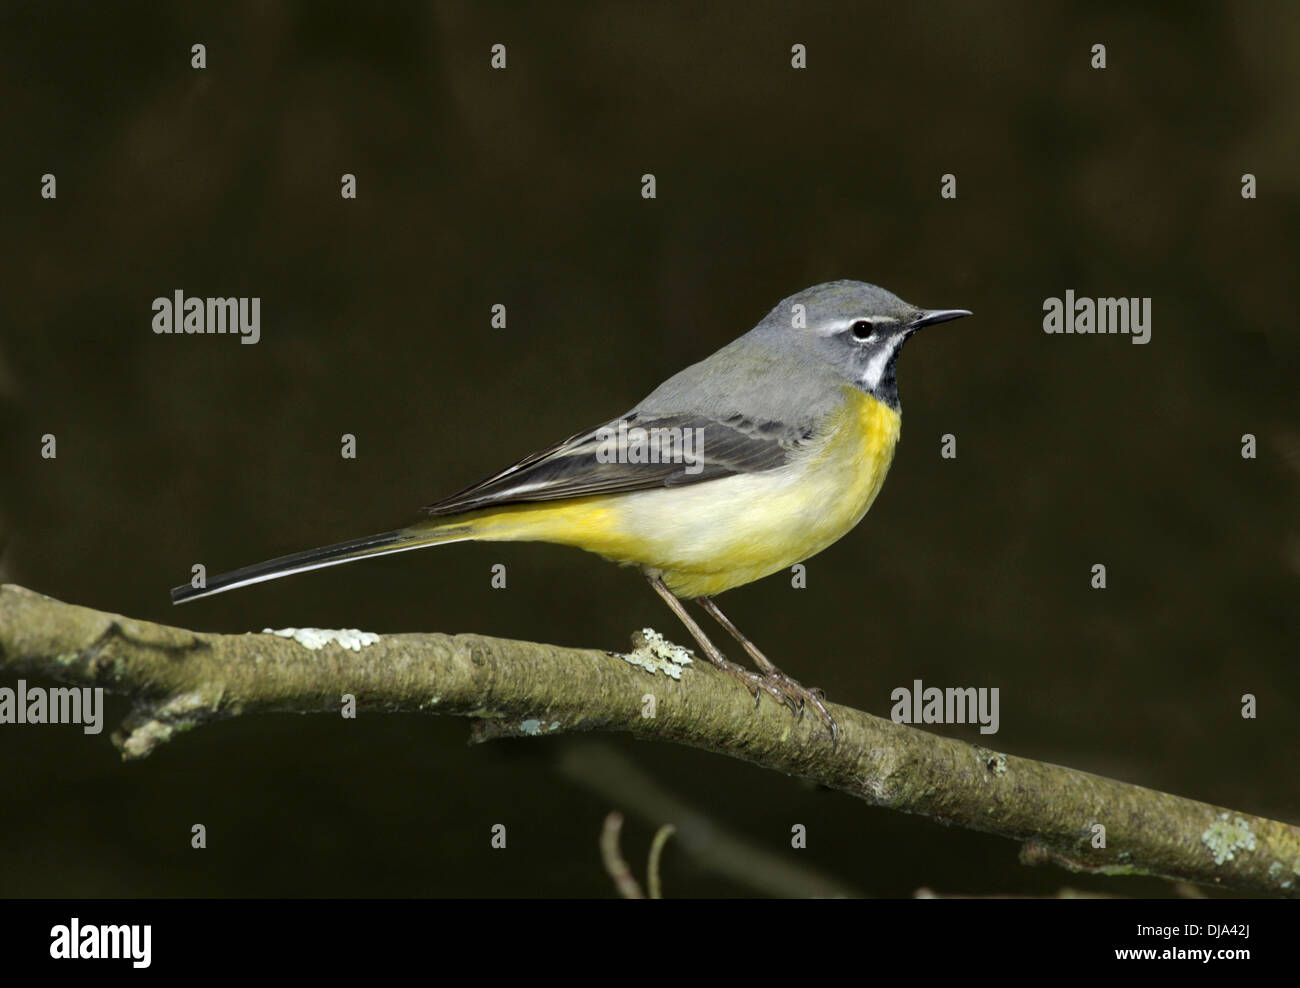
[2,583,1296,896]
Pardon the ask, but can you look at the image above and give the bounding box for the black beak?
[909,308,972,331]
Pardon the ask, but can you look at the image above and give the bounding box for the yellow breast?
[455,387,902,598]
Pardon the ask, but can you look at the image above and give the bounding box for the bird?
[171,280,970,743]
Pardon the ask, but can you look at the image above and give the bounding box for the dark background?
[1,1,1296,897]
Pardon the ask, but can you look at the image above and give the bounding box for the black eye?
[851,320,874,340]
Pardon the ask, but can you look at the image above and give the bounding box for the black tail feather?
[170,529,419,604]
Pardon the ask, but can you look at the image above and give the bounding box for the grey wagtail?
[171,280,970,742]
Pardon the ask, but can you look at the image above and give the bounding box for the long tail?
[169,523,474,604]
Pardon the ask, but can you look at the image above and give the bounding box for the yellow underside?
[414,386,902,598]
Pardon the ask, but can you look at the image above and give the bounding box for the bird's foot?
[716,658,800,715]
[760,671,839,747]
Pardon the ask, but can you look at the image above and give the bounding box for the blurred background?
[1,0,1297,897]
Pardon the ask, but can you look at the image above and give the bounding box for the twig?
[600,813,644,899]
[558,743,858,897]
[647,824,675,900]
[2,583,1297,896]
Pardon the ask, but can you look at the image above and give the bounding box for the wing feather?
[421,411,811,517]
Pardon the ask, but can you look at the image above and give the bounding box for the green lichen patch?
[1201,813,1257,865]
[261,627,380,651]
[619,629,695,680]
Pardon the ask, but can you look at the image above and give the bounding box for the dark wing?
[421,411,811,517]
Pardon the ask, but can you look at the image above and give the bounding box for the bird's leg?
[645,575,794,712]
[697,595,839,746]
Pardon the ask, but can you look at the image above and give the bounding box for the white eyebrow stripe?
[819,317,860,336]
[817,316,897,337]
